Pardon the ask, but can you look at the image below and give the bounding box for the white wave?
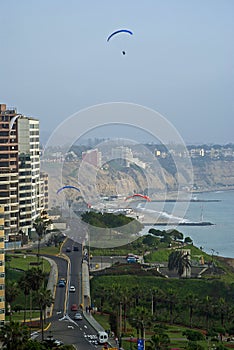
[136,206,188,223]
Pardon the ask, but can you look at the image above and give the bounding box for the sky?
[0,0,234,145]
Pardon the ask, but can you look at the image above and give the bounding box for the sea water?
[138,190,234,258]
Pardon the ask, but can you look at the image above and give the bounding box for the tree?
[26,267,45,293]
[0,321,30,350]
[168,250,191,277]
[24,340,48,349]
[129,306,151,342]
[24,267,45,325]
[184,293,199,328]
[199,295,214,331]
[33,213,50,262]
[37,288,54,341]
[184,236,193,244]
[164,289,177,324]
[167,229,183,241]
[147,332,170,350]
[215,297,229,328]
[5,281,20,321]
[182,330,205,341]
[18,274,31,323]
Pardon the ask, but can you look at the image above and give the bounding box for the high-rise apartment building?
[0,104,19,238]
[0,206,5,325]
[18,116,43,236]
[0,104,48,239]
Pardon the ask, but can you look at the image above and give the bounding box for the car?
[74,312,83,320]
[58,281,65,288]
[59,278,66,284]
[54,340,64,346]
[69,285,75,292]
[71,303,78,311]
[45,336,63,346]
[127,256,137,263]
[66,247,71,252]
[73,246,79,251]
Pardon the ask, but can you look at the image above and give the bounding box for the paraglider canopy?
[107,29,133,42]
[56,185,80,195]
[107,29,133,55]
[125,194,151,202]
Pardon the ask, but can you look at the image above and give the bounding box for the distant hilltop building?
[82,148,102,168]
[0,103,48,240]
[112,146,146,168]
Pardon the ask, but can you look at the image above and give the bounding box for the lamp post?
[119,302,122,350]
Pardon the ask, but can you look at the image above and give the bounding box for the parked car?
[127,256,137,263]
[73,246,79,251]
[71,304,78,311]
[69,285,76,292]
[74,312,83,320]
[66,247,71,252]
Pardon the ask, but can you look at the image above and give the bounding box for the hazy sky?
[0,0,233,144]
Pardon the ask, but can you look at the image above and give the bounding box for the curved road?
[43,238,104,349]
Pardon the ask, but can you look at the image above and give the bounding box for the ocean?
[137,190,234,258]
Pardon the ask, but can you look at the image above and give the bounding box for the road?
[42,238,105,349]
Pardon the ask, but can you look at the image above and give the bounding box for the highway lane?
[43,239,105,349]
[42,254,67,318]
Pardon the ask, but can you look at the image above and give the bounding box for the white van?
[97,331,108,344]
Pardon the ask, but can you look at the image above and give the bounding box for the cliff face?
[192,160,234,190]
[47,159,234,207]
[94,160,234,195]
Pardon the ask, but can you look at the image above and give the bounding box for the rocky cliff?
[46,159,234,207]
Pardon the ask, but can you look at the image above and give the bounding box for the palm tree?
[24,267,45,325]
[106,283,123,338]
[0,321,30,350]
[164,288,177,324]
[215,297,229,328]
[147,332,170,350]
[130,306,151,343]
[147,288,165,318]
[37,287,54,341]
[5,281,20,321]
[199,295,214,331]
[184,293,199,328]
[168,249,191,277]
[26,267,45,293]
[33,213,50,263]
[18,275,31,324]
[121,286,132,333]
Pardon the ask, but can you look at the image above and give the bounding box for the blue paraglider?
[56,185,80,195]
[107,29,133,42]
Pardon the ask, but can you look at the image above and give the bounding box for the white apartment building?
[18,117,44,236]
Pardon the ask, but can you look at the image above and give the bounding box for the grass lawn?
[30,246,61,256]
[92,312,110,331]
[5,311,40,322]
[92,313,224,350]
[6,254,51,274]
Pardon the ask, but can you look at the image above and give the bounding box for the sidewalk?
[83,310,119,349]
[43,256,58,317]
